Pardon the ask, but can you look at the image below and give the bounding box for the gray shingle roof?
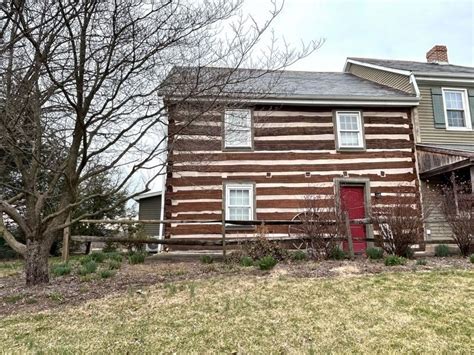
[348,57,474,75]
[161,67,415,99]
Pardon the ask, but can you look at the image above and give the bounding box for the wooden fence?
[64,215,462,262]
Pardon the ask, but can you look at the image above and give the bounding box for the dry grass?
[1,270,473,353]
[0,260,23,277]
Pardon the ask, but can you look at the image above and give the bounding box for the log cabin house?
[159,67,422,252]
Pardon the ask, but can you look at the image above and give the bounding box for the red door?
[340,186,367,253]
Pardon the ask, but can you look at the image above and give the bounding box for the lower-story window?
[225,184,254,222]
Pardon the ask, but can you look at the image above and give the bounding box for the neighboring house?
[161,68,421,251]
[135,191,164,252]
[345,45,474,243]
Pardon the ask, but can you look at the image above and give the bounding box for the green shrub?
[469,254,474,264]
[200,255,214,264]
[51,263,72,277]
[328,246,346,260]
[366,247,384,260]
[80,255,93,265]
[416,259,427,266]
[89,251,107,263]
[291,250,308,262]
[106,252,123,262]
[240,256,254,267]
[404,247,415,259]
[257,255,278,271]
[99,270,115,279]
[108,260,122,270]
[384,255,407,266]
[78,260,97,275]
[128,252,146,265]
[434,244,450,257]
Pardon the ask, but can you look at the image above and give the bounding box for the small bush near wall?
[257,256,278,270]
[242,226,288,261]
[434,244,450,257]
[328,246,346,260]
[384,255,407,266]
[291,250,308,262]
[199,255,214,264]
[366,247,383,260]
[469,254,474,264]
[240,256,254,267]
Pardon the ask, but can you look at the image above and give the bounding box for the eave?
[164,94,419,107]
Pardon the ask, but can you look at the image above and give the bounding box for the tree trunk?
[25,239,50,285]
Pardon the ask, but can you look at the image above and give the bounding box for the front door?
[340,185,367,253]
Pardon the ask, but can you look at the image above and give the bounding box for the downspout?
[158,101,169,253]
[409,73,428,249]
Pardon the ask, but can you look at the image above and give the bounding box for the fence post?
[344,212,354,260]
[221,206,226,260]
[62,213,71,262]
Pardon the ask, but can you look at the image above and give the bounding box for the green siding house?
[344,45,474,247]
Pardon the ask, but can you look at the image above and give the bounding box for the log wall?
[165,105,420,246]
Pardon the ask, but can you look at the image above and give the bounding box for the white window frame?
[442,88,472,131]
[224,109,252,149]
[225,183,254,224]
[335,111,364,149]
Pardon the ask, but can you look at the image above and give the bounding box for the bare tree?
[0,0,319,284]
[440,180,473,256]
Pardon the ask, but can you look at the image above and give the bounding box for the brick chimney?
[426,45,448,63]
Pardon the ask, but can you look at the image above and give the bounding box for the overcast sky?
[253,0,474,72]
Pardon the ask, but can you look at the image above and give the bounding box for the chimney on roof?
[426,45,448,64]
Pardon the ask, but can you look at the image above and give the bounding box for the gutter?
[165,95,419,107]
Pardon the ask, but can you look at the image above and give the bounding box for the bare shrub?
[241,225,288,261]
[440,181,473,257]
[289,195,343,260]
[372,192,424,257]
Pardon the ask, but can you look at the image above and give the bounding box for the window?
[225,184,254,222]
[442,89,471,129]
[224,109,252,148]
[336,111,364,149]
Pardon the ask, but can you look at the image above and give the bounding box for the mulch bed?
[1,256,472,317]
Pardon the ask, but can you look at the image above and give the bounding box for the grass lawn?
[1,269,473,353]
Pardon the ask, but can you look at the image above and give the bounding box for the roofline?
[415,76,474,84]
[134,191,162,201]
[345,58,474,80]
[165,95,419,107]
[344,59,412,76]
[413,72,474,79]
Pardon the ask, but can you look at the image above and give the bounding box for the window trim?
[442,87,472,131]
[334,110,365,151]
[222,108,254,150]
[223,182,255,228]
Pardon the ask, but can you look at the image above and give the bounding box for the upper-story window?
[442,88,472,130]
[335,111,364,149]
[224,109,252,148]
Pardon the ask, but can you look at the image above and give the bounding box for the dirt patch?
[1,256,472,316]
